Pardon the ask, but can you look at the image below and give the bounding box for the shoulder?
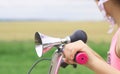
[116,29,120,58]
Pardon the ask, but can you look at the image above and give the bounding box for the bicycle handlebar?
[75,52,88,64]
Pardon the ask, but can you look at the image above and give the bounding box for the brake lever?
[60,60,77,68]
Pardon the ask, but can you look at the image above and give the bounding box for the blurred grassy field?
[0,21,117,74]
[0,40,110,74]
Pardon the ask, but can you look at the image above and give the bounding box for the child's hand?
[63,40,103,65]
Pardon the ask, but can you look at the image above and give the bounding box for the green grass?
[0,40,110,74]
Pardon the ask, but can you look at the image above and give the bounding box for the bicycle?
[28,30,88,74]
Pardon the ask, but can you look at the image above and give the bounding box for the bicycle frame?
[49,48,63,74]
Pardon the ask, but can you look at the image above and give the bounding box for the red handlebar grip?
[75,52,88,64]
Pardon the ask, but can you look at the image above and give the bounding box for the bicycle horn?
[35,30,87,57]
[35,32,70,57]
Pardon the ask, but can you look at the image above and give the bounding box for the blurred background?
[0,0,117,74]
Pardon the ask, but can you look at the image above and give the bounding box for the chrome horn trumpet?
[35,32,70,57]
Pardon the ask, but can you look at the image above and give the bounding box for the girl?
[63,0,120,73]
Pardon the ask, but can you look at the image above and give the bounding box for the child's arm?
[85,55,120,74]
[63,40,120,74]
